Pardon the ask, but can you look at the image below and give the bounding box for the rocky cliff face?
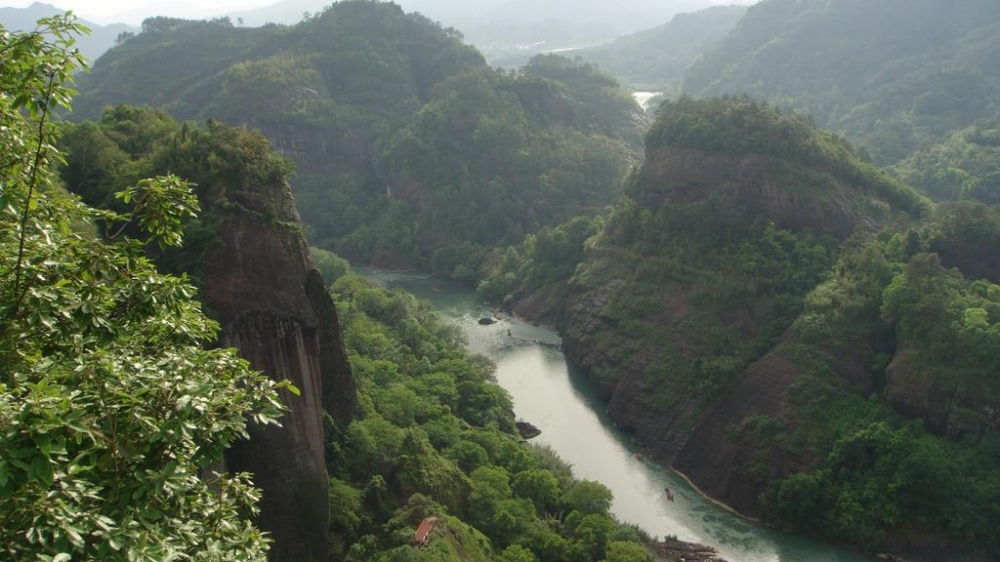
[558,134,909,514]
[636,147,877,239]
[201,175,357,561]
[884,348,1000,436]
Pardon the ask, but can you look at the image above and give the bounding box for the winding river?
[364,269,881,562]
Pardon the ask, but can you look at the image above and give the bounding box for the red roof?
[414,517,439,546]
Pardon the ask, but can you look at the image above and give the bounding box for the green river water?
[365,269,882,562]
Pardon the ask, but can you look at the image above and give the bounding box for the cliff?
[200,167,357,562]
[550,98,1000,558]
[560,100,908,465]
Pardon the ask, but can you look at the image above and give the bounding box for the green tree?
[561,480,613,515]
[603,541,650,562]
[0,15,287,561]
[512,468,561,513]
[499,544,539,562]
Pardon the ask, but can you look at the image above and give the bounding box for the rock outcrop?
[636,148,877,239]
[557,100,921,532]
[884,348,1000,436]
[201,172,357,561]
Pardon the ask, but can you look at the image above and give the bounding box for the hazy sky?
[1,0,759,26]
[0,0,275,23]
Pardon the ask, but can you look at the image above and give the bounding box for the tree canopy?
[0,15,287,561]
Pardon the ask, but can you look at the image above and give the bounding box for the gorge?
[367,269,884,562]
[5,1,1000,560]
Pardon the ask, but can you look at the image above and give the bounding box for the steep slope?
[59,109,358,562]
[73,1,642,275]
[489,97,1000,559]
[192,131,357,562]
[683,0,1000,166]
[560,97,921,462]
[576,5,747,92]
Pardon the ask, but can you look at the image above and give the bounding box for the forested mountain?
[482,97,1000,561]
[0,2,138,62]
[16,3,1000,561]
[52,106,675,562]
[3,15,683,559]
[73,1,643,274]
[575,5,746,92]
[682,0,1000,176]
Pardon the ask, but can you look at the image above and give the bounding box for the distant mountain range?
[231,0,752,65]
[3,0,754,67]
[0,2,138,65]
[574,5,746,92]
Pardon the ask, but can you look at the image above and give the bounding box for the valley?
[2,1,999,561]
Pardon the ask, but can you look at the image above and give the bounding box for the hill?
[481,97,1000,560]
[0,1,138,63]
[73,0,644,275]
[575,5,746,92]
[682,0,1000,171]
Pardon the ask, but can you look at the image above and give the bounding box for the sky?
[2,0,759,26]
[0,0,276,23]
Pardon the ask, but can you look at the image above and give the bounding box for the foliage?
[72,1,644,274]
[318,272,651,561]
[58,106,296,282]
[893,116,1000,203]
[0,16,286,561]
[683,0,1000,167]
[478,215,603,309]
[647,96,924,215]
[755,232,1000,552]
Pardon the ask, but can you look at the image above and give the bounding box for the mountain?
[575,5,747,92]
[0,2,138,64]
[229,0,751,65]
[58,108,359,561]
[52,107,693,562]
[73,0,644,277]
[482,97,1000,560]
[682,0,1000,169]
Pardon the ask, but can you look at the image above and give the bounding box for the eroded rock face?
[559,144,890,516]
[636,148,873,239]
[673,352,805,516]
[202,177,357,562]
[885,348,1000,436]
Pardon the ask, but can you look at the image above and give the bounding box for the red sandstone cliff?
[200,171,357,562]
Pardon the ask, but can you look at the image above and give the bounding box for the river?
[364,269,881,562]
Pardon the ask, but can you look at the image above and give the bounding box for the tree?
[499,545,538,562]
[512,468,560,513]
[603,541,650,562]
[0,15,288,561]
[115,31,135,45]
[560,480,613,515]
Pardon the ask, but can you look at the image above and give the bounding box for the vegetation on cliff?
[754,228,1000,552]
[0,17,287,560]
[47,29,660,562]
[72,0,643,273]
[483,97,999,557]
[58,105,296,283]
